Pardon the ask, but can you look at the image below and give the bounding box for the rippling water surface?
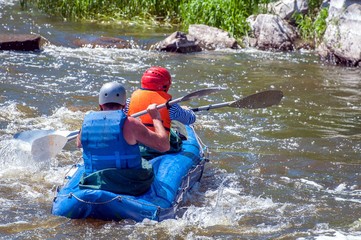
[0,2,361,239]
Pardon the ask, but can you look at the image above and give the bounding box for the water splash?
[0,138,49,172]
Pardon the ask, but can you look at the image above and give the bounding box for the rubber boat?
[51,125,208,222]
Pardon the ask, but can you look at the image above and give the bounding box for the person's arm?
[124,104,170,152]
[76,129,82,148]
[169,103,196,124]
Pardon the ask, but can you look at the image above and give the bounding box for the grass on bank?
[294,6,328,47]
[20,0,272,39]
[20,0,328,46]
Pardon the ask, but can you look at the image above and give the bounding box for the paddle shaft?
[130,98,178,118]
[23,88,282,160]
[191,90,283,112]
[66,100,177,142]
[67,87,224,141]
[67,103,172,141]
[130,87,223,117]
[191,101,234,112]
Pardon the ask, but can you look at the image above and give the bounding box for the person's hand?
[147,103,161,120]
[181,105,191,110]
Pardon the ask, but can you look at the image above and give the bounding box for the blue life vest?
[81,110,142,175]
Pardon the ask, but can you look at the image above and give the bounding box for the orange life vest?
[128,89,172,133]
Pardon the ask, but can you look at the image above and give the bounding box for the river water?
[0,1,360,239]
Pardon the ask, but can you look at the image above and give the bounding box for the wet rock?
[269,0,309,22]
[321,0,331,8]
[151,31,202,53]
[0,34,43,51]
[73,37,133,49]
[246,14,298,51]
[188,24,239,50]
[317,0,361,67]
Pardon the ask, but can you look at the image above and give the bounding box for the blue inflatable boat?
[51,125,208,222]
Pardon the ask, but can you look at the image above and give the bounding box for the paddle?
[14,130,79,161]
[131,87,223,117]
[15,87,223,160]
[191,90,283,112]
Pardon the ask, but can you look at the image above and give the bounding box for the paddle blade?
[31,134,68,161]
[230,90,283,109]
[15,129,78,160]
[178,87,224,102]
[14,129,56,143]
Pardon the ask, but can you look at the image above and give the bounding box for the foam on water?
[127,172,285,238]
[302,224,361,240]
[0,103,82,177]
[117,166,325,240]
[0,0,16,6]
[0,139,34,170]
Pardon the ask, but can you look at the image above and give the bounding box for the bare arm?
[76,129,82,148]
[123,104,170,152]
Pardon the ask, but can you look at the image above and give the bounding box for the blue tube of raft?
[51,125,207,221]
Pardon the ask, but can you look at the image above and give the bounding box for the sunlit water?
[0,2,361,239]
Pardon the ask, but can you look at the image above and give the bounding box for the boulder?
[321,0,331,8]
[188,24,239,50]
[269,0,309,22]
[246,14,298,51]
[0,34,44,51]
[317,0,361,66]
[151,31,202,53]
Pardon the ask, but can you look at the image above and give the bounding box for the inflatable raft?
[51,125,207,222]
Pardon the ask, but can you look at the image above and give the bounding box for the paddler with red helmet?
[126,66,196,158]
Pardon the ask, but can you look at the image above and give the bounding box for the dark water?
[0,1,361,239]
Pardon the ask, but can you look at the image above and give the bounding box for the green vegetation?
[20,0,182,23]
[294,4,328,46]
[313,8,328,43]
[180,0,251,39]
[20,0,328,45]
[180,0,273,37]
[20,0,271,40]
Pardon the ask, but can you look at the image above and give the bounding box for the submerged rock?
[0,34,44,51]
[73,36,133,49]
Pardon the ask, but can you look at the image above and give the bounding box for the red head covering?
[141,66,171,92]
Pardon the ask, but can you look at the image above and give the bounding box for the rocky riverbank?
[1,0,360,67]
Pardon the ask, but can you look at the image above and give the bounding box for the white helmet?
[98,82,126,105]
